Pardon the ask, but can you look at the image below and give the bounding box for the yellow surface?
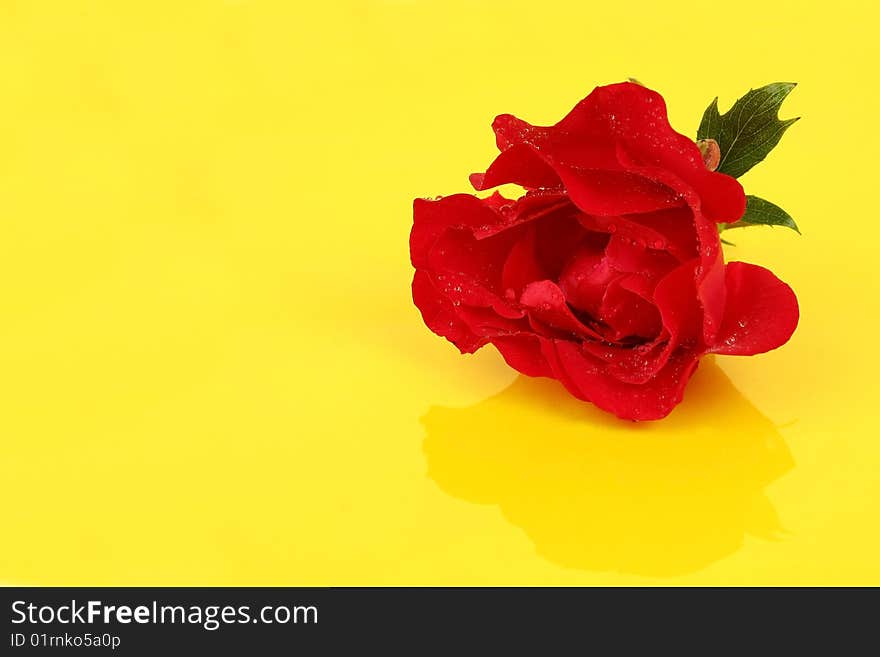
[0,0,877,586]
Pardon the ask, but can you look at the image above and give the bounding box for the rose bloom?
[410,82,798,420]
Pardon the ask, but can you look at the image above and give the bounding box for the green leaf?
[697,82,799,179]
[721,195,800,234]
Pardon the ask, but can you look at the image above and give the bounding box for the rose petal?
[711,262,799,355]
[501,226,548,297]
[491,334,553,378]
[413,193,571,307]
[476,190,573,239]
[599,277,662,340]
[580,338,668,385]
[533,211,593,279]
[556,167,681,217]
[576,213,674,254]
[489,83,747,224]
[491,113,619,169]
[582,83,745,224]
[615,143,746,225]
[411,194,521,254]
[557,246,614,316]
[576,260,702,386]
[622,206,699,263]
[693,221,726,344]
[548,340,701,421]
[520,280,605,341]
[470,143,561,191]
[491,113,547,151]
[411,270,485,354]
[604,234,678,280]
[653,258,703,348]
[427,270,524,320]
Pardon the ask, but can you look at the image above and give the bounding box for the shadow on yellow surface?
[422,357,793,577]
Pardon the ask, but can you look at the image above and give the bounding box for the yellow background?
[1,0,877,585]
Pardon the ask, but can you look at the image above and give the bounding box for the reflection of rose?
[422,359,794,577]
[410,82,798,420]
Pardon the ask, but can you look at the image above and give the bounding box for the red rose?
[410,82,799,420]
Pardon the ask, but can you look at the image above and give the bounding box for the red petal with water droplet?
[501,225,549,297]
[621,206,699,263]
[711,262,799,355]
[519,280,606,341]
[654,259,704,348]
[599,276,662,340]
[554,166,681,216]
[557,247,615,317]
[470,143,561,191]
[604,233,678,279]
[548,340,701,421]
[411,270,486,354]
